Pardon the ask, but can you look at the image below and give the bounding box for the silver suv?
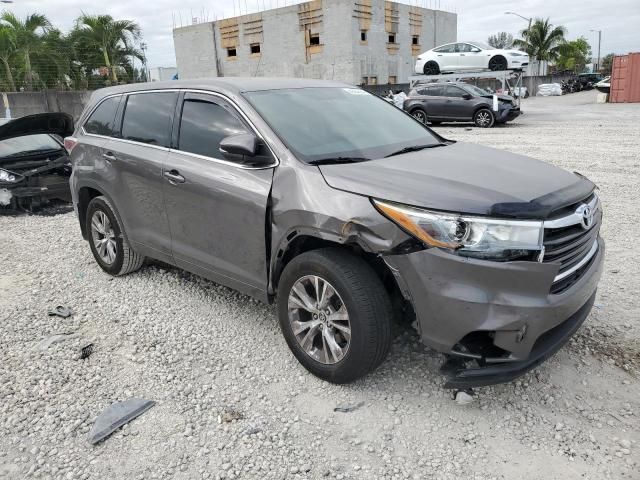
[68,78,604,388]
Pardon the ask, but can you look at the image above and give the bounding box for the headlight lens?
[373,199,543,261]
[0,168,21,183]
[508,52,526,57]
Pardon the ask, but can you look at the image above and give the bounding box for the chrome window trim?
[553,239,599,282]
[543,195,599,229]
[80,88,279,171]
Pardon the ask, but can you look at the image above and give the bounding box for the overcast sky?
[6,0,639,68]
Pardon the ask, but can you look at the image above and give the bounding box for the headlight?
[373,199,543,261]
[508,52,526,57]
[0,168,21,183]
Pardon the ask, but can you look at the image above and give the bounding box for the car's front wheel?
[473,108,495,128]
[86,196,145,276]
[277,248,392,384]
[488,55,508,71]
[423,61,440,76]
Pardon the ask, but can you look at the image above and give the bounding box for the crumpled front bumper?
[497,106,521,123]
[383,237,604,388]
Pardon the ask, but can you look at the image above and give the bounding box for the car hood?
[318,142,595,219]
[0,113,74,141]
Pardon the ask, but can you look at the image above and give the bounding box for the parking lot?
[0,90,638,479]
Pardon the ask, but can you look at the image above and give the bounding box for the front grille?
[543,195,601,293]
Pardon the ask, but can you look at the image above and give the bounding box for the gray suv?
[404,82,521,127]
[68,78,604,388]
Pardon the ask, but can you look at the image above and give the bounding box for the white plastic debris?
[455,390,475,406]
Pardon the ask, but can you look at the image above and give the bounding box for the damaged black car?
[0,113,74,210]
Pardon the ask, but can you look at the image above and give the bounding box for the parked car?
[594,76,611,94]
[403,82,521,127]
[415,41,530,75]
[0,113,74,210]
[576,73,604,90]
[68,79,604,388]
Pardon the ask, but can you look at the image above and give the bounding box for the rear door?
[420,84,448,118]
[163,91,275,298]
[442,85,472,119]
[101,90,178,262]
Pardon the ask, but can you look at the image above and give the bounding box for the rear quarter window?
[84,96,120,136]
[121,92,178,147]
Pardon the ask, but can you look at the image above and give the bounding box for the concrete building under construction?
[173,0,457,85]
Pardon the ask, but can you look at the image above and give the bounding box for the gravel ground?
[1,90,638,480]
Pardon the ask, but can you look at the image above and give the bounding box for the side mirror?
[219,133,257,159]
[470,48,481,53]
[462,93,473,100]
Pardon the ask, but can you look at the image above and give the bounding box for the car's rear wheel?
[277,248,392,384]
[488,55,508,71]
[423,61,440,76]
[86,196,145,276]
[411,108,428,124]
[473,108,495,128]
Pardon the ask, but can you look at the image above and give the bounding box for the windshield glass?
[0,134,61,158]
[243,87,441,162]
[470,41,494,50]
[462,84,491,96]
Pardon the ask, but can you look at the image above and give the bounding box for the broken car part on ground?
[0,113,74,211]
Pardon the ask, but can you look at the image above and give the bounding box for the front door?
[442,85,472,119]
[163,92,275,298]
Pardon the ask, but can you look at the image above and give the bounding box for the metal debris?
[48,306,73,318]
[333,401,365,413]
[88,399,155,445]
[79,343,94,360]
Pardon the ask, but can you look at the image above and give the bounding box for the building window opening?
[389,75,397,84]
[309,33,320,45]
[388,33,396,44]
[412,35,419,45]
[250,43,261,54]
[361,30,367,42]
[227,47,237,58]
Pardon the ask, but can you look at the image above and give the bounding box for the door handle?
[102,152,116,162]
[459,54,465,56]
[163,169,185,184]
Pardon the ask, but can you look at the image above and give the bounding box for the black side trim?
[443,292,596,389]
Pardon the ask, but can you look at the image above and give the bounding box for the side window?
[457,43,472,53]
[444,86,466,98]
[434,44,454,53]
[426,85,443,96]
[84,96,120,136]
[177,99,248,160]
[121,92,178,147]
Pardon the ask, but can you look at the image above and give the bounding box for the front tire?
[488,55,507,71]
[86,196,145,276]
[473,108,495,128]
[423,61,440,76]
[277,248,392,384]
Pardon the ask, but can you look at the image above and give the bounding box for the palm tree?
[513,18,566,75]
[0,24,16,91]
[73,14,141,84]
[0,12,51,90]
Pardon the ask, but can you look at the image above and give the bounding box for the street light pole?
[590,29,602,73]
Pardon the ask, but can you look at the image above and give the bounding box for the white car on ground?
[415,41,529,75]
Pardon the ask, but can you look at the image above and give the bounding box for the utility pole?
[590,29,602,72]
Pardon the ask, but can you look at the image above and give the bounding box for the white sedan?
[415,41,529,75]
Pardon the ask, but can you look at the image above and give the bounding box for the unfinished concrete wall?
[2,91,90,121]
[172,0,457,84]
[173,23,219,79]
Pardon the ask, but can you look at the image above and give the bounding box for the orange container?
[610,52,640,103]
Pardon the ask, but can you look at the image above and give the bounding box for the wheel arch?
[76,183,129,244]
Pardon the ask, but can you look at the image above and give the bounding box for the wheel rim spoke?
[91,210,117,265]
[287,275,351,365]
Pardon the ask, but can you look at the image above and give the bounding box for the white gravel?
[1,90,638,480]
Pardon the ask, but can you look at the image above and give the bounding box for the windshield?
[243,87,441,163]
[462,84,491,96]
[470,41,494,50]
[0,134,62,158]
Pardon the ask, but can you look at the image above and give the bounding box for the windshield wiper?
[3,148,62,158]
[384,143,447,158]
[308,156,371,166]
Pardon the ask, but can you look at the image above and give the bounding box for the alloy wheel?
[287,275,351,365]
[412,110,427,124]
[476,111,492,127]
[91,210,117,265]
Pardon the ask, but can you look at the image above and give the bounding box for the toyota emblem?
[580,205,594,229]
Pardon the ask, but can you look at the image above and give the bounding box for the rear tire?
[423,61,440,76]
[488,55,507,71]
[277,248,392,384]
[473,108,495,128]
[86,196,145,276]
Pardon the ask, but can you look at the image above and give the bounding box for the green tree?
[73,14,141,84]
[0,12,51,90]
[600,53,615,75]
[487,32,513,49]
[0,24,16,91]
[556,37,591,73]
[513,18,566,74]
